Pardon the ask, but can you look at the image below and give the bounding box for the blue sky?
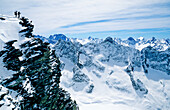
[1,0,170,39]
[65,28,170,39]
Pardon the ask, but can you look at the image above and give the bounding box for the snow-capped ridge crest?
[34,34,71,44]
[49,34,69,41]
[103,37,115,44]
[35,34,169,51]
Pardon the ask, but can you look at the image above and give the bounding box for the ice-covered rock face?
[55,36,169,101]
[54,36,169,78]
[54,39,81,64]
[54,37,142,69]
[95,39,141,67]
[54,36,170,110]
[141,46,170,74]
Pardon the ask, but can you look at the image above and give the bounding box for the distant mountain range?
[34,34,169,51]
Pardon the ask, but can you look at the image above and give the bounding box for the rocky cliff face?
[141,46,170,74]
[51,36,170,109]
[53,36,169,75]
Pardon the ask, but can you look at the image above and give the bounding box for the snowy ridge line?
[34,34,169,51]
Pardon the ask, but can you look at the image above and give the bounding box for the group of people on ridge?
[14,11,21,18]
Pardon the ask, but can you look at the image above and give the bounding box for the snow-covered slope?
[0,15,23,44]
[0,15,24,109]
[53,37,170,110]
[0,15,23,79]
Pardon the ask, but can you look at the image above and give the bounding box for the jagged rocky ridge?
[0,15,78,110]
[53,37,169,75]
[51,36,170,109]
[35,34,169,74]
[35,34,169,51]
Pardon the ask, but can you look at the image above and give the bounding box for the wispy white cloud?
[1,0,170,38]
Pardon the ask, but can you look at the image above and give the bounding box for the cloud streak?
[1,0,170,38]
[60,14,170,28]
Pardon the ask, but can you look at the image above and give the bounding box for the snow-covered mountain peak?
[88,36,93,40]
[53,35,170,110]
[35,34,169,51]
[137,37,145,41]
[103,37,115,44]
[127,37,135,41]
[49,34,69,41]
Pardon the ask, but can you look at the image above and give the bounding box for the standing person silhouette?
[14,11,17,17]
[18,12,21,18]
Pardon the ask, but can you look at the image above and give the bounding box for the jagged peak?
[34,34,169,51]
[49,34,67,39]
[127,37,135,41]
[88,36,92,40]
[104,37,114,43]
[137,37,144,40]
